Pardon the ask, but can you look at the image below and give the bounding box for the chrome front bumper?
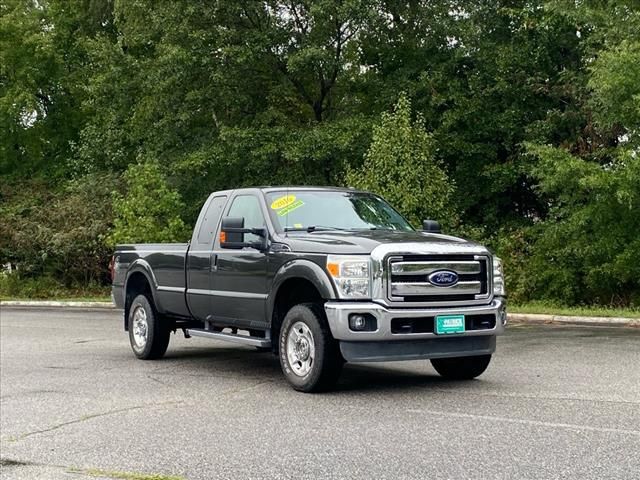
[324,297,506,342]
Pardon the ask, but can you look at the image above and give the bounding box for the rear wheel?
[128,294,170,360]
[279,303,343,392]
[431,354,491,380]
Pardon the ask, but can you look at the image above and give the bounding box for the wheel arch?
[267,259,336,352]
[123,261,160,330]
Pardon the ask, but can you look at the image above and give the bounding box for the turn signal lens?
[327,262,339,277]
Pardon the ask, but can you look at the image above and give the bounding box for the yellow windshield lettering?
[270,195,296,210]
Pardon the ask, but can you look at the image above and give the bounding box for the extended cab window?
[226,195,265,243]
[196,196,227,245]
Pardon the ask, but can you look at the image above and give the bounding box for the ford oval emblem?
[428,270,459,287]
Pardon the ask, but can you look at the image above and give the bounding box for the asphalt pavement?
[1,307,639,480]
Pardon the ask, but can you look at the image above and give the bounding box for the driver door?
[209,194,269,329]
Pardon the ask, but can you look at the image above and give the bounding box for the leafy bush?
[109,162,190,244]
[345,94,457,228]
[490,146,640,307]
[0,174,117,286]
[0,273,109,300]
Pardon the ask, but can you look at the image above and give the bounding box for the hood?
[279,229,488,255]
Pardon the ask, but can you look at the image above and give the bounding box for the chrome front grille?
[387,255,491,306]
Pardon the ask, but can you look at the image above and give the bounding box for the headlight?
[326,255,371,299]
[493,256,506,296]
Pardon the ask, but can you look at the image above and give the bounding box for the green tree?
[346,94,455,227]
[2,0,640,306]
[522,145,640,306]
[109,163,190,244]
[0,0,115,178]
[589,40,640,137]
[505,1,640,306]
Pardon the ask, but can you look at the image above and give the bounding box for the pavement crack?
[12,401,183,442]
[13,406,145,442]
[146,375,172,387]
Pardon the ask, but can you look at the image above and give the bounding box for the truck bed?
[112,243,190,317]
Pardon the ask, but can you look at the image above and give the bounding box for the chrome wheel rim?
[286,321,315,377]
[132,305,148,348]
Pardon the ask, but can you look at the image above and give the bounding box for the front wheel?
[128,294,170,360]
[279,303,343,392]
[431,354,492,380]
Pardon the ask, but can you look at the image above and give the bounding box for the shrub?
[345,94,457,228]
[0,272,109,299]
[109,162,190,244]
[0,174,117,287]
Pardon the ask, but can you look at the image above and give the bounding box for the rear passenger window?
[196,196,227,245]
[226,195,265,243]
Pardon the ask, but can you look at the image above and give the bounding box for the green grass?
[0,295,111,302]
[0,274,110,301]
[510,301,640,318]
[68,468,185,480]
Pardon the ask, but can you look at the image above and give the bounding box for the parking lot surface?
[1,307,639,479]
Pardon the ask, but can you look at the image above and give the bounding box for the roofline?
[259,185,367,194]
[208,185,376,197]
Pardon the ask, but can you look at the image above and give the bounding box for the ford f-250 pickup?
[111,187,506,392]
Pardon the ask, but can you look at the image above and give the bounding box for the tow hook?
[182,328,191,339]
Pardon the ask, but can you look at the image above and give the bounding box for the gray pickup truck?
[111,187,506,392]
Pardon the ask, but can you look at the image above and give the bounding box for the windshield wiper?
[284,225,348,233]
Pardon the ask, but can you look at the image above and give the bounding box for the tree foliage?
[347,94,455,227]
[1,0,639,305]
[109,163,190,245]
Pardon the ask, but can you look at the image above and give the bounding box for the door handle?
[210,253,218,272]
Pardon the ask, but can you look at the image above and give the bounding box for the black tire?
[431,354,491,380]
[128,294,170,360]
[279,303,343,392]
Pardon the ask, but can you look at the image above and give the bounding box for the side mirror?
[220,217,268,250]
[422,219,441,233]
[221,217,245,245]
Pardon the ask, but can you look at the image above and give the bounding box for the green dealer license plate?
[435,315,466,334]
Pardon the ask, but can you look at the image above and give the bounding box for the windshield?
[265,190,414,232]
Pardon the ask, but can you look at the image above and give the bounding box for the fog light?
[348,313,377,332]
[350,314,367,330]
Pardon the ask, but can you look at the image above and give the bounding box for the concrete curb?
[1,300,116,309]
[2,301,639,327]
[508,313,640,328]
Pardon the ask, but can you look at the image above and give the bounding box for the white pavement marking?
[406,408,640,437]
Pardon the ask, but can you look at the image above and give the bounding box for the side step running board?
[186,329,271,348]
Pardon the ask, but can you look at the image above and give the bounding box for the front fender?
[267,258,336,319]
